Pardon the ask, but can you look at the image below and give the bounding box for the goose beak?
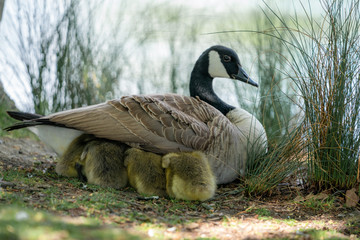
[232,67,258,88]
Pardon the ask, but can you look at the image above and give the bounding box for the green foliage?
[275,218,298,227]
[2,0,124,115]
[1,167,212,226]
[300,197,335,212]
[263,0,360,190]
[299,229,349,240]
[0,116,35,138]
[50,1,124,113]
[0,206,141,240]
[246,207,272,217]
[0,89,34,138]
[245,127,305,196]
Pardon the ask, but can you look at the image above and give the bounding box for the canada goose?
[162,151,216,201]
[124,148,167,197]
[5,45,267,184]
[80,139,129,189]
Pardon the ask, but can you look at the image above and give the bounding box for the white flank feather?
[29,125,84,156]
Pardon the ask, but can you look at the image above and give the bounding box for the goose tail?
[7,111,43,121]
[4,111,44,131]
[4,111,84,156]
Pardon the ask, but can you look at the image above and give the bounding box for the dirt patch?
[0,137,56,167]
[0,136,359,239]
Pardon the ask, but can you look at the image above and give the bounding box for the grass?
[300,196,336,212]
[297,229,350,240]
[276,218,298,227]
[228,0,360,197]
[0,206,142,240]
[0,167,212,224]
[244,126,306,196]
[1,173,355,239]
[262,0,360,190]
[1,167,224,238]
[253,208,272,217]
[2,154,355,238]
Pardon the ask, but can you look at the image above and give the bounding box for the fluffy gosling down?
[80,139,129,189]
[56,134,128,189]
[124,148,167,197]
[55,134,95,178]
[162,151,217,201]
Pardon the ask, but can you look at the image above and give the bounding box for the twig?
[357,155,360,183]
[0,181,16,188]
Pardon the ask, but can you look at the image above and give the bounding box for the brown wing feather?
[42,94,224,154]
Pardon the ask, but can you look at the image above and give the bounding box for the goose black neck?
[190,68,235,115]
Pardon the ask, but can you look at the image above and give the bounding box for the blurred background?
[0,0,321,121]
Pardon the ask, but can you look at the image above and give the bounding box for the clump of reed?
[265,0,360,190]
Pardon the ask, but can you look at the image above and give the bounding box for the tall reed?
[265,0,360,190]
[243,12,303,196]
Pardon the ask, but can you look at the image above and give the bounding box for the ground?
[0,136,359,240]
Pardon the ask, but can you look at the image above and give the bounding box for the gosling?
[162,151,216,201]
[55,134,95,178]
[124,148,167,197]
[80,139,129,189]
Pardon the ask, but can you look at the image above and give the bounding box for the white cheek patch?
[208,51,231,78]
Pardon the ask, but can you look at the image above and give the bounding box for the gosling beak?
[232,67,258,88]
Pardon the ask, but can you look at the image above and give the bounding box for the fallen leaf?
[186,222,199,230]
[305,193,315,200]
[304,192,328,201]
[313,192,329,200]
[345,188,359,208]
[293,195,305,202]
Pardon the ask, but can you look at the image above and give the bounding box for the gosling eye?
[223,55,231,62]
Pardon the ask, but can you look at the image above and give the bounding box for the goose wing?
[35,94,225,154]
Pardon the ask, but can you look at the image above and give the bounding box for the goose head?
[190,45,258,115]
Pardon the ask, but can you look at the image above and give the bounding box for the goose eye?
[223,55,231,62]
